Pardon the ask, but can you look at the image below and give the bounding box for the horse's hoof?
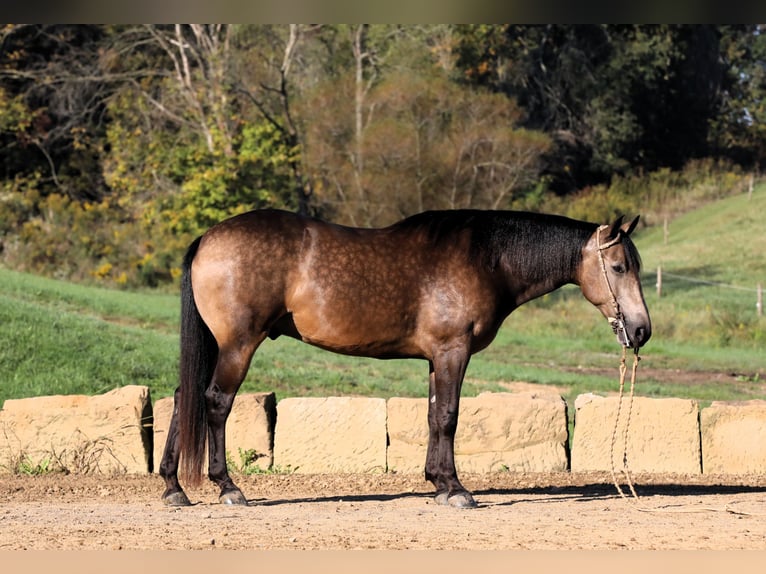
[434,491,478,508]
[434,490,478,508]
[219,488,248,506]
[163,490,192,507]
[434,491,450,506]
[448,492,478,508]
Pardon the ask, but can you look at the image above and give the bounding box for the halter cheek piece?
[596,224,631,348]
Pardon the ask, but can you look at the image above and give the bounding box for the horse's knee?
[439,409,459,434]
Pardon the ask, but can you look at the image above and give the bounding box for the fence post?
[758,283,763,317]
[656,266,662,298]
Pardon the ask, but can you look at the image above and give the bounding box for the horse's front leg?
[424,348,476,508]
[205,380,248,505]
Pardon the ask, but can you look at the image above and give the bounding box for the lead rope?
[596,224,641,500]
[596,226,763,514]
[608,350,765,515]
[609,346,641,500]
[604,307,764,516]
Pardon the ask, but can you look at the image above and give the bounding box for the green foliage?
[535,158,750,226]
[16,456,55,476]
[225,448,297,475]
[454,25,742,192]
[171,122,295,234]
[1,190,143,286]
[99,78,299,287]
[712,25,766,163]
[0,86,33,133]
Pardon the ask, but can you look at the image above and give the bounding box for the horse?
[159,208,651,508]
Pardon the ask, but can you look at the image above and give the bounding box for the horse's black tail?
[177,236,218,486]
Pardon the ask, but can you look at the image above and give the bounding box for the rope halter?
[596,224,631,348]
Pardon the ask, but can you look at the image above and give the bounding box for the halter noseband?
[596,224,630,347]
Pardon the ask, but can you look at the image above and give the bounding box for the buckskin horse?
[159,209,651,508]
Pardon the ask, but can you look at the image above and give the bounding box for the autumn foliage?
[0,25,762,288]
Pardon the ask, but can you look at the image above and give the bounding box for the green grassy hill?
[640,186,766,287]
[637,185,765,352]
[1,187,764,407]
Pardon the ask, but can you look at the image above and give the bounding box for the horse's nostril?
[635,326,651,346]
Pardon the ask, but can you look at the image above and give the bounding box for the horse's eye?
[612,264,626,274]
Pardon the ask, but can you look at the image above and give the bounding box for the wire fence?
[646,266,763,317]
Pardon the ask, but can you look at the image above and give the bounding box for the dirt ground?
[1,470,765,550]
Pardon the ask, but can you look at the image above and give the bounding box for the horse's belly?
[290,306,420,359]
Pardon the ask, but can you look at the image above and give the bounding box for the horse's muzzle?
[610,317,631,347]
[612,317,651,348]
[631,324,651,348]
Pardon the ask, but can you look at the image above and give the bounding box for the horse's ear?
[607,215,625,239]
[621,215,640,236]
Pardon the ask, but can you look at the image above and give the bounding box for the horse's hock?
[152,392,277,474]
[2,388,766,476]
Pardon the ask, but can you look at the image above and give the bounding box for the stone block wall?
[0,385,152,474]
[273,397,388,473]
[387,392,569,474]
[570,394,701,474]
[3,388,766,477]
[701,400,766,474]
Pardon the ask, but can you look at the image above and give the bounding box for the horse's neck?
[498,237,580,308]
[507,270,573,308]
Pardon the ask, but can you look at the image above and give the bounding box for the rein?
[607,347,762,516]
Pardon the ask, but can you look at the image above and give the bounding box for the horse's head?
[577,215,652,349]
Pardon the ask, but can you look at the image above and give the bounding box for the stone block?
[152,392,276,473]
[273,397,387,473]
[701,400,766,474]
[0,385,152,474]
[387,391,570,474]
[571,394,701,474]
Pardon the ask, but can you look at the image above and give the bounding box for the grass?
[1,186,764,413]
[0,288,178,399]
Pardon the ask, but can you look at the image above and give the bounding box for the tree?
[303,65,551,226]
[453,25,728,192]
[0,24,112,201]
[712,25,766,167]
[97,25,301,283]
[231,24,322,215]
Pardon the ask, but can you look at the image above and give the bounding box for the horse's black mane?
[393,209,641,280]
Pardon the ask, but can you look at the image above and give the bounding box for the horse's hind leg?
[159,387,192,506]
[205,335,265,505]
